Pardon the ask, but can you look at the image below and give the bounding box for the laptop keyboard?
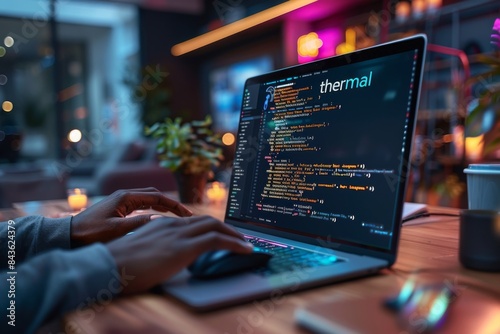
[244,235,341,276]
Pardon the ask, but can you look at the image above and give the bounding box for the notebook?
[162,34,428,310]
[403,202,428,220]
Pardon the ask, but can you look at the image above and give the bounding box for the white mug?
[464,164,500,210]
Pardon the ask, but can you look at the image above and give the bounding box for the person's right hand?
[105,215,254,294]
[71,187,192,247]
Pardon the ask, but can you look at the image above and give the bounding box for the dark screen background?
[228,49,419,250]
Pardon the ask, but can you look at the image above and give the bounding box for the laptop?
[162,34,427,310]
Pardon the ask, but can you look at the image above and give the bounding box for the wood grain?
[5,199,498,333]
[61,205,500,334]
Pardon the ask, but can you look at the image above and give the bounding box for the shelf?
[436,155,467,166]
[417,107,466,121]
[389,0,499,32]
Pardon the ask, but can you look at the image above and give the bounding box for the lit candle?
[67,188,88,211]
[206,182,227,204]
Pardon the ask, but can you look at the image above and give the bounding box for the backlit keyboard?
[244,235,340,276]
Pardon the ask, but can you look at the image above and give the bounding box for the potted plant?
[466,18,500,158]
[145,116,223,203]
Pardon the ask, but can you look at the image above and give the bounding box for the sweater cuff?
[35,216,72,253]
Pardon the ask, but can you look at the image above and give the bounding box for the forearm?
[0,216,71,269]
[0,244,119,333]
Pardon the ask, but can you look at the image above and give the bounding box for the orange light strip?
[171,0,318,56]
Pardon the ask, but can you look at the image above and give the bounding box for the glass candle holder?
[67,188,88,211]
[206,182,227,204]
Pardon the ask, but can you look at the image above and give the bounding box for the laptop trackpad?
[162,269,272,309]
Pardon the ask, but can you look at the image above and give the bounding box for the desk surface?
[3,200,500,333]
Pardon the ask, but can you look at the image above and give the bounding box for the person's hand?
[71,187,192,246]
[106,215,254,294]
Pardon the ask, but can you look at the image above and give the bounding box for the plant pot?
[174,171,207,204]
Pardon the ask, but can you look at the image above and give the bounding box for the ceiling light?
[171,0,318,56]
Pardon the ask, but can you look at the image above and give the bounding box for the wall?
[138,8,203,121]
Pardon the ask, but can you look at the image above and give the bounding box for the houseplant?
[145,116,223,203]
[465,18,500,157]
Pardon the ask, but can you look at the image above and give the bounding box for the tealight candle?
[206,182,227,204]
[67,188,88,211]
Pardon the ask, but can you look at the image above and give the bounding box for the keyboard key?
[244,235,341,276]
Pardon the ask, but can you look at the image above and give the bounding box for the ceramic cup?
[463,164,500,210]
[459,209,500,272]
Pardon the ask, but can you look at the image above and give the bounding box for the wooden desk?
[2,201,499,333]
[9,194,223,220]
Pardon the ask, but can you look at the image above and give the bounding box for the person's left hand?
[70,187,193,247]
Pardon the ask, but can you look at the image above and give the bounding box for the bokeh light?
[0,47,6,57]
[222,132,235,146]
[4,36,14,48]
[2,101,13,112]
[0,75,7,85]
[74,107,87,119]
[68,129,82,143]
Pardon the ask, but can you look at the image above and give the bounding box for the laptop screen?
[225,35,426,253]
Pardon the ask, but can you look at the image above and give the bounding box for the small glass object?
[384,276,457,332]
[67,188,88,211]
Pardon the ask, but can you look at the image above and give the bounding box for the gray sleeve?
[1,244,119,334]
[0,216,71,270]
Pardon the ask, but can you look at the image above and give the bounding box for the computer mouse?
[188,249,272,279]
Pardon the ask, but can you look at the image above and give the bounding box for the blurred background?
[0,0,499,208]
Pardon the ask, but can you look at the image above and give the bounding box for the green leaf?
[476,54,500,66]
[465,94,499,134]
[196,128,210,135]
[143,115,223,173]
[172,137,180,149]
[191,115,212,127]
[484,137,500,155]
[160,156,183,170]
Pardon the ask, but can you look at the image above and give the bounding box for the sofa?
[68,139,177,196]
[0,164,68,208]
